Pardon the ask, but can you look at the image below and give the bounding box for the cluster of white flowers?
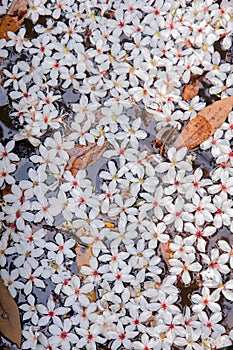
[0,0,233,349]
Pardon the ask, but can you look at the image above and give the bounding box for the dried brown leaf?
[174,95,233,149]
[183,81,200,101]
[0,0,27,40]
[158,241,172,265]
[66,141,109,176]
[76,243,96,302]
[0,278,21,348]
[7,0,27,17]
[76,243,93,272]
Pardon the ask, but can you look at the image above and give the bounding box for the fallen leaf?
[0,0,27,40]
[66,141,109,176]
[183,81,200,100]
[76,243,93,272]
[104,221,115,228]
[76,243,96,302]
[7,0,27,17]
[159,241,172,265]
[0,278,21,348]
[174,95,233,150]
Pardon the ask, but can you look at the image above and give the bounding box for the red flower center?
[196,230,203,238]
[88,333,93,341]
[119,333,125,340]
[60,331,67,340]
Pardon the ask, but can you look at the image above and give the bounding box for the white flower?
[169,253,202,285]
[142,221,169,249]
[72,303,98,329]
[70,187,100,212]
[184,223,216,252]
[49,318,79,349]
[37,294,70,326]
[81,256,108,285]
[216,279,233,302]
[132,333,156,350]
[218,239,233,268]
[6,28,32,52]
[191,286,221,313]
[140,185,166,220]
[164,196,193,232]
[169,235,195,259]
[108,194,137,227]
[124,306,152,333]
[61,170,92,192]
[46,232,75,265]
[19,263,45,295]
[127,239,155,269]
[99,181,118,214]
[200,129,226,157]
[201,248,230,283]
[155,147,192,175]
[212,192,233,228]
[106,321,138,350]
[80,227,109,257]
[143,275,178,301]
[0,140,19,162]
[1,268,24,298]
[115,117,147,148]
[44,131,74,161]
[26,0,51,23]
[30,144,64,174]
[49,191,73,221]
[208,172,233,196]
[30,34,55,58]
[128,78,156,103]
[20,294,39,325]
[0,159,16,187]
[22,326,40,349]
[185,193,216,226]
[222,111,233,140]
[198,311,225,339]
[104,139,138,164]
[75,324,106,349]
[183,167,212,200]
[3,198,34,231]
[102,265,135,294]
[63,275,94,307]
[149,292,181,319]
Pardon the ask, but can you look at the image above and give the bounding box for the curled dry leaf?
[174,95,233,150]
[76,243,96,302]
[183,81,200,101]
[158,240,172,266]
[76,243,93,272]
[0,278,21,348]
[0,0,27,40]
[66,140,109,176]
